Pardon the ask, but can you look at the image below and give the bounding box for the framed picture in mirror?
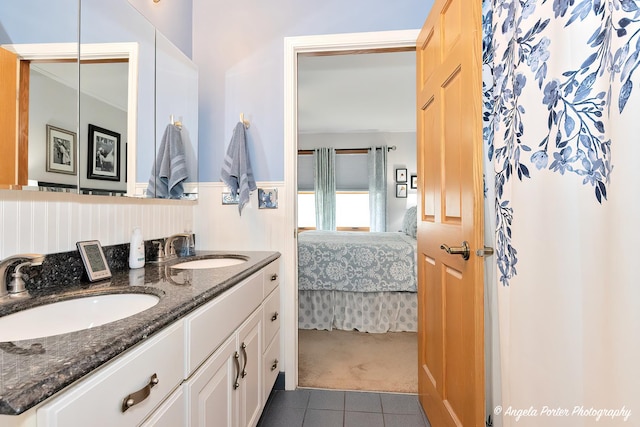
[396,183,408,198]
[46,125,76,175]
[88,124,120,181]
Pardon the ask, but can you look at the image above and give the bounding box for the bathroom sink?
[0,293,160,342]
[171,256,248,270]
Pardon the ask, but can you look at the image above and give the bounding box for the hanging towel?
[221,122,256,215]
[147,124,189,198]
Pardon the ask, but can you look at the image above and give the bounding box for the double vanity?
[0,249,281,427]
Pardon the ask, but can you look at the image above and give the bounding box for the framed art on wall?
[411,174,417,189]
[396,183,407,198]
[46,125,76,175]
[258,188,278,209]
[396,168,407,183]
[87,124,120,181]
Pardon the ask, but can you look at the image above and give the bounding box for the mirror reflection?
[0,0,198,199]
[0,1,78,190]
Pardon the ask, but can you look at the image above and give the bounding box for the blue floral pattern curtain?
[368,146,387,232]
[314,147,336,230]
[483,1,640,424]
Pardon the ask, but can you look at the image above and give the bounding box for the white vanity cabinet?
[1,257,281,427]
[261,262,280,402]
[185,307,262,427]
[184,258,281,427]
[36,321,185,427]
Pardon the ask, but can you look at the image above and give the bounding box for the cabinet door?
[185,334,238,427]
[140,387,185,427]
[237,308,262,427]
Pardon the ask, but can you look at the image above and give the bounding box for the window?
[298,191,370,230]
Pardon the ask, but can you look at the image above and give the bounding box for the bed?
[298,206,418,333]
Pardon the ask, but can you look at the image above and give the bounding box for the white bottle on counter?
[129,227,145,269]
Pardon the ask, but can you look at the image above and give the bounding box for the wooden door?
[416,0,484,426]
[0,47,18,187]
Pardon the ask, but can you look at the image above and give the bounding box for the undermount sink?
[171,256,248,270]
[0,293,160,342]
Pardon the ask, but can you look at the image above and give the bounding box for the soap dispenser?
[129,227,145,269]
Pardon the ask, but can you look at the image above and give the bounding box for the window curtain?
[368,145,387,232]
[314,147,336,230]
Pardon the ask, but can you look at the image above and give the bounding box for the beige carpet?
[298,329,418,393]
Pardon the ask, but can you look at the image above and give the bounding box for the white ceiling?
[33,51,417,134]
[31,61,129,111]
[297,50,416,134]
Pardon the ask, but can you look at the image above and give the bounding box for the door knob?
[440,241,470,260]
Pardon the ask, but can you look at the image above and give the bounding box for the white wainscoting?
[194,182,290,379]
[0,190,195,259]
[194,182,286,252]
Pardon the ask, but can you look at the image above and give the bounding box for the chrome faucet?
[164,233,192,258]
[0,254,45,300]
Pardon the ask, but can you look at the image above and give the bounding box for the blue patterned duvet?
[297,231,417,293]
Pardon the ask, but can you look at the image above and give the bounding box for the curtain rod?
[297,145,396,155]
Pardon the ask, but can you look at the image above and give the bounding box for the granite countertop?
[0,250,280,416]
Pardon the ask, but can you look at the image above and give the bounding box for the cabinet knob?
[271,312,279,322]
[270,273,278,281]
[121,373,159,413]
[271,359,279,371]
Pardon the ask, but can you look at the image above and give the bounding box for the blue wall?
[192,0,431,182]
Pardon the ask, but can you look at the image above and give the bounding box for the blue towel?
[221,122,256,215]
[147,124,188,198]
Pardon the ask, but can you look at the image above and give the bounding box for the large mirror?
[0,0,198,199]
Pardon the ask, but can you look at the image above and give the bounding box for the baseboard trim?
[274,372,285,390]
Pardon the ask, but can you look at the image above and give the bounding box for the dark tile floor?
[257,388,431,427]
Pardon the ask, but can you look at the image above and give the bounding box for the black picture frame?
[395,168,407,183]
[410,174,417,189]
[87,124,120,181]
[396,183,408,198]
[46,125,76,175]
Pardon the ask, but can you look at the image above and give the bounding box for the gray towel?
[221,122,256,215]
[147,124,188,198]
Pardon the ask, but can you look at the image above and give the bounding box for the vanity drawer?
[37,321,184,427]
[262,286,280,350]
[263,259,280,297]
[262,334,280,403]
[185,271,263,376]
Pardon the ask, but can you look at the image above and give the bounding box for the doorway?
[282,30,420,391]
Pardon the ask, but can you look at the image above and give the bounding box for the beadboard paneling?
[194,182,286,252]
[0,190,195,258]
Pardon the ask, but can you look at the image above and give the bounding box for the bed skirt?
[298,290,417,333]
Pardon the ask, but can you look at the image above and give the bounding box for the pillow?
[402,206,418,239]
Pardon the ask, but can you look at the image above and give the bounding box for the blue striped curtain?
[313,147,336,230]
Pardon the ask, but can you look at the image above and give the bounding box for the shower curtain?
[368,145,388,232]
[314,147,336,230]
[485,1,640,426]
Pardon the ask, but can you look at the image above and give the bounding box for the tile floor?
[257,388,431,427]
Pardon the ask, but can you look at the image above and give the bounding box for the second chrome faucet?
[151,233,193,263]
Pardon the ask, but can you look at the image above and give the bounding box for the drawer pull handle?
[233,352,240,390]
[241,343,248,378]
[271,359,279,371]
[121,373,159,413]
[271,312,279,322]
[270,274,278,281]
